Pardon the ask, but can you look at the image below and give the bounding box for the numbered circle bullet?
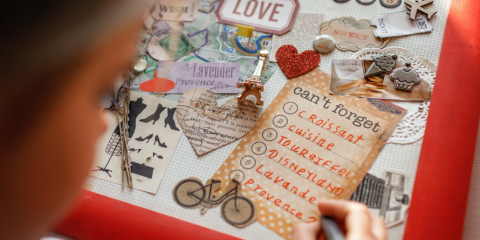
[273,115,288,128]
[240,156,256,169]
[229,170,245,182]
[283,102,298,114]
[262,128,278,141]
[251,142,267,155]
[313,35,336,54]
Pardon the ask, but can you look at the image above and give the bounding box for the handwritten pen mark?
[274,140,357,176]
[299,116,365,149]
[251,161,330,204]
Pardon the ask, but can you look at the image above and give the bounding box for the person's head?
[0,1,144,239]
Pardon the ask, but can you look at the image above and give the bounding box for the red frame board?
[53,0,480,239]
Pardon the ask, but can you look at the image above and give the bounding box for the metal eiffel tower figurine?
[237,50,268,106]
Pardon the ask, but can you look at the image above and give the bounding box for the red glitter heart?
[276,45,321,79]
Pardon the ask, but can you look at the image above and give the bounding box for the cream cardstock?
[176,88,261,156]
[151,0,198,22]
[211,68,406,239]
[320,17,389,52]
[215,0,300,35]
[91,92,182,194]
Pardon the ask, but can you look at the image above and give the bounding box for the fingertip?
[292,221,322,240]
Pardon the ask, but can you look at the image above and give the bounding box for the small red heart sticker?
[276,45,320,79]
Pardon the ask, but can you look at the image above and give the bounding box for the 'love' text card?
[211,68,406,239]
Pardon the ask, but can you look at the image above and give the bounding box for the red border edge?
[53,190,241,240]
[53,0,480,239]
[404,0,480,239]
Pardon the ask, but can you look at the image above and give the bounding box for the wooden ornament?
[405,0,437,21]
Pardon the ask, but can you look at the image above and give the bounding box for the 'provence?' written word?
[156,62,240,94]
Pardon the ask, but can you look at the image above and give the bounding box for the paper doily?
[351,48,437,144]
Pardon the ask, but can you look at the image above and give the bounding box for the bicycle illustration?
[172,177,257,228]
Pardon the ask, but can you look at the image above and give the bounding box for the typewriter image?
[350,170,411,227]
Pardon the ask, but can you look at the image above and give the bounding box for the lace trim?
[351,48,436,144]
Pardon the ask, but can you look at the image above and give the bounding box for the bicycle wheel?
[221,196,255,227]
[173,179,205,208]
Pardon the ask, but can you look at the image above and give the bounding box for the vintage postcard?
[210,68,406,239]
[271,13,325,62]
[176,88,260,156]
[330,59,432,100]
[91,92,182,194]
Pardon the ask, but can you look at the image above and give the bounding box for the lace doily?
[351,48,437,144]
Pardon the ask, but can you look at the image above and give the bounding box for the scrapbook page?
[211,68,406,239]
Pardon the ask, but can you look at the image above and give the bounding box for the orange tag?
[140,70,175,92]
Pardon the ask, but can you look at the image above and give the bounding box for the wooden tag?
[320,17,389,51]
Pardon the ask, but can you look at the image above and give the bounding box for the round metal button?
[313,35,336,54]
[134,57,148,72]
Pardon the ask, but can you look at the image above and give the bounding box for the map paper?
[211,68,406,239]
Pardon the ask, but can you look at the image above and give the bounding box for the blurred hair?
[0,0,144,152]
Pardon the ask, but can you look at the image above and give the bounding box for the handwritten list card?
[211,68,406,239]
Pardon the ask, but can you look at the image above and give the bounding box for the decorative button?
[313,35,336,54]
[134,57,148,72]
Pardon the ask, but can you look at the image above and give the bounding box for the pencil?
[321,216,345,240]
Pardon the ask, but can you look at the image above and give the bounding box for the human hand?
[292,200,386,240]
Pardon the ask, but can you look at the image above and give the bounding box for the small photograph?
[330,58,432,101]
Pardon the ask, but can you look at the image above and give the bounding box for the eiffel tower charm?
[237,50,268,106]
